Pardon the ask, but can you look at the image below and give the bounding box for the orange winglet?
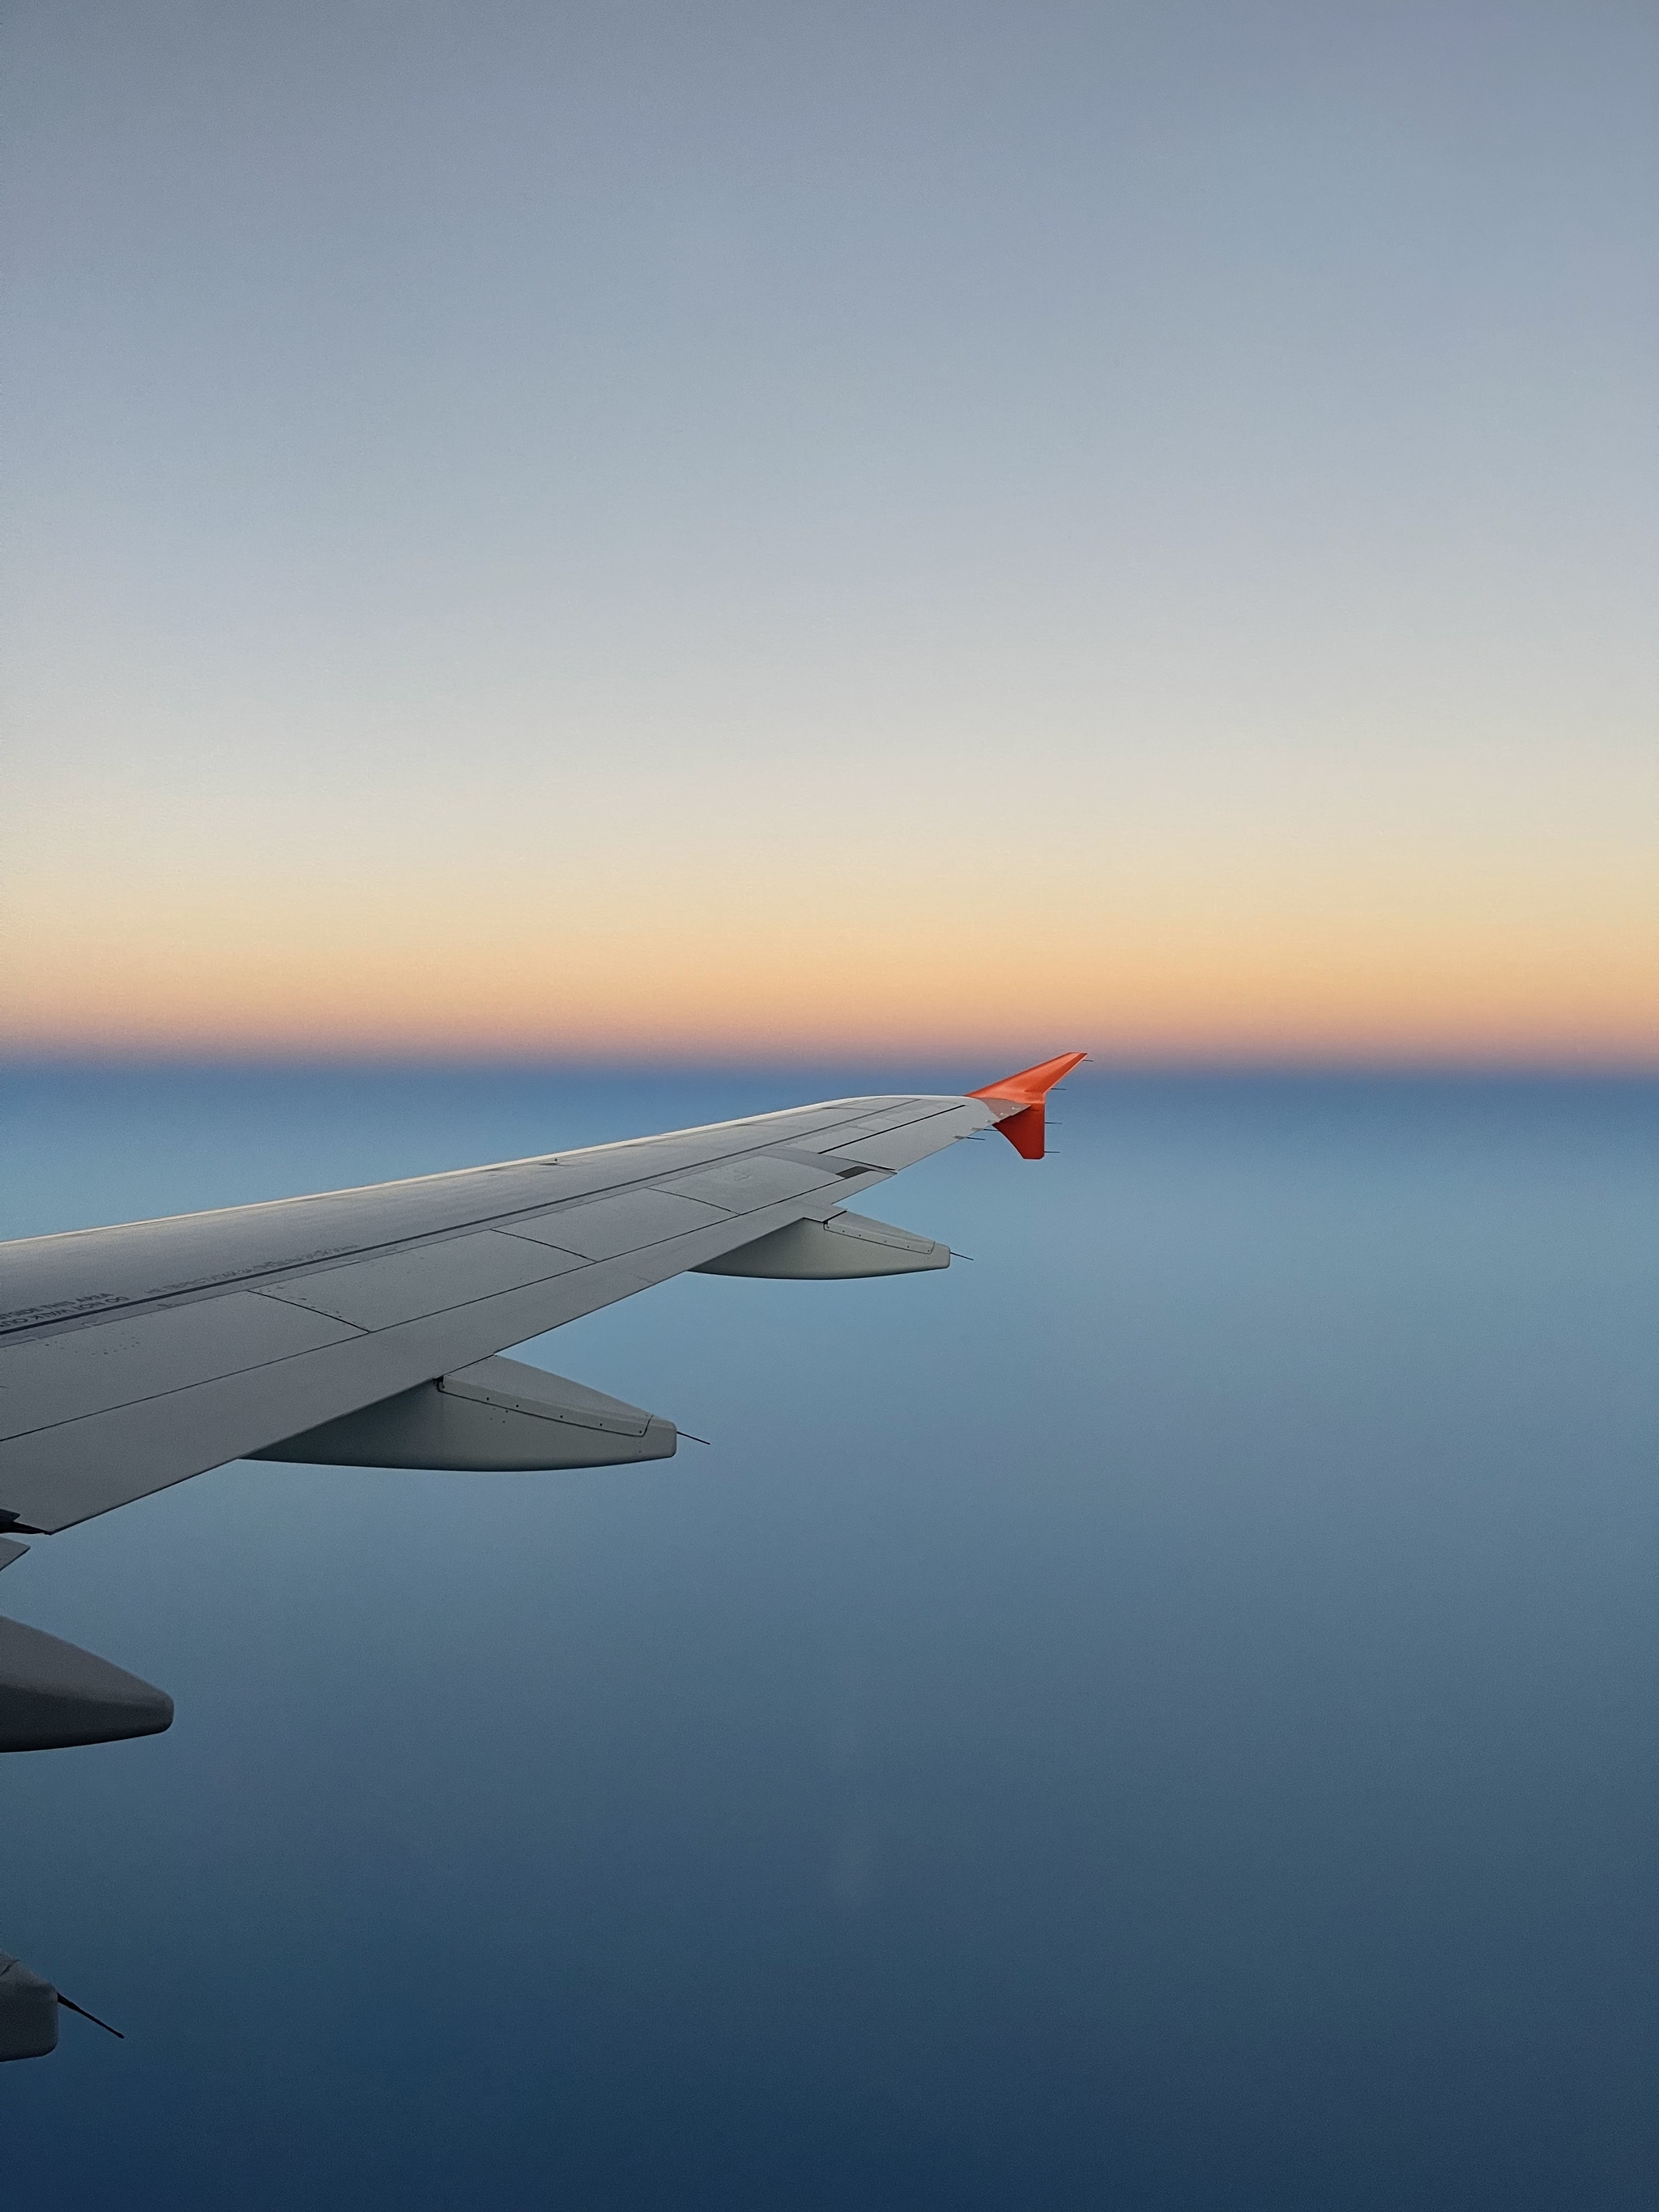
[967,1051,1087,1160]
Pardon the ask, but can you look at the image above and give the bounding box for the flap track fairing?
[252,1356,676,1473]
[693,1210,949,1280]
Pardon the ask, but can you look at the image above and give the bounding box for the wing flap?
[257,1230,582,1331]
[505,1191,726,1262]
[658,1157,838,1213]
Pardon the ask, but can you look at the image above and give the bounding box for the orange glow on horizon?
[6,898,1653,1068]
[7,734,1654,1072]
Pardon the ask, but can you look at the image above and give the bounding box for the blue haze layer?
[1,1066,1655,2207]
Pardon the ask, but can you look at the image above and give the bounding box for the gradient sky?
[2,1,1654,1062]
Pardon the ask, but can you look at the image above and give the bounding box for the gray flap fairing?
[253,1356,676,1472]
[693,1210,949,1278]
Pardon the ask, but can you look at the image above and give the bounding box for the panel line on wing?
[255,1230,584,1332]
[0,1106,898,1338]
[0,1292,366,1442]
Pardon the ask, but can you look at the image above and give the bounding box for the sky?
[2,0,1654,1065]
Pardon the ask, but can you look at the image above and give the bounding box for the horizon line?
[4,1044,1655,1080]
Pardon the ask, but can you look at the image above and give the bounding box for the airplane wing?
[0,1054,1083,2052]
[0,1055,1083,1540]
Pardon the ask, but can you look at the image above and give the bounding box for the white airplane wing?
[0,1054,1083,2050]
[0,1055,1083,1539]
